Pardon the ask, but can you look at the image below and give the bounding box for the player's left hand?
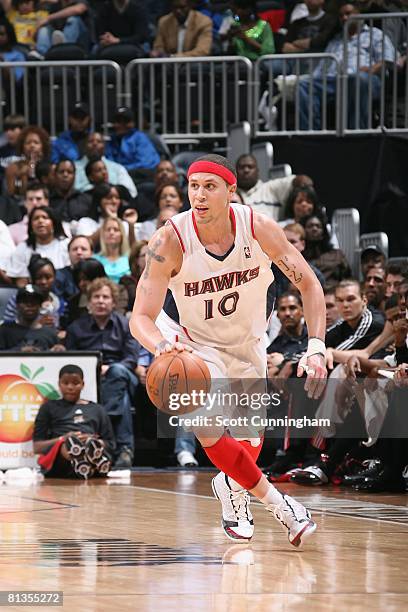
[297,353,327,400]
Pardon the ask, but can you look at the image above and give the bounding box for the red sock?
[238,437,264,463]
[203,435,263,491]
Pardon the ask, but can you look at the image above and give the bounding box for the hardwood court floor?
[0,471,407,611]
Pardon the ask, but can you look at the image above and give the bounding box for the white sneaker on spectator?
[212,472,254,542]
[28,50,44,60]
[177,450,198,467]
[51,30,65,46]
[268,493,316,548]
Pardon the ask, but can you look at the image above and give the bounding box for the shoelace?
[230,490,250,522]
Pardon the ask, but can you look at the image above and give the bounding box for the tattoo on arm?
[143,238,165,279]
[277,255,303,285]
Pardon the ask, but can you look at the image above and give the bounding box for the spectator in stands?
[49,159,92,224]
[0,114,26,181]
[267,292,308,371]
[54,234,93,302]
[5,126,51,198]
[75,182,133,243]
[51,103,90,164]
[324,285,341,328]
[35,0,91,56]
[360,245,386,276]
[0,285,60,351]
[2,0,48,52]
[363,264,386,310]
[74,132,137,198]
[35,160,54,190]
[133,182,184,241]
[93,217,130,283]
[5,206,70,286]
[62,257,126,327]
[235,153,313,220]
[280,185,321,227]
[298,2,396,129]
[222,0,275,60]
[119,240,148,312]
[33,364,115,479]
[105,107,160,179]
[95,0,149,55]
[3,255,62,326]
[281,0,337,55]
[66,277,141,468]
[8,182,49,245]
[0,16,24,84]
[301,211,351,284]
[152,0,213,58]
[385,261,406,298]
[155,159,179,186]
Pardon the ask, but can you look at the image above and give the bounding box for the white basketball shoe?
[268,493,317,548]
[212,472,254,542]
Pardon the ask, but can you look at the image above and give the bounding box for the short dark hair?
[386,261,408,276]
[335,279,362,295]
[4,113,26,131]
[59,364,84,380]
[68,234,93,252]
[236,153,257,167]
[72,257,106,286]
[277,291,303,308]
[195,154,237,180]
[85,156,104,179]
[26,181,49,199]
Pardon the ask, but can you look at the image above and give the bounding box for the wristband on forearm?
[307,337,326,359]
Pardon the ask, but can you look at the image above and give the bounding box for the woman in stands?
[222,0,275,61]
[75,182,134,244]
[280,185,321,227]
[301,211,351,285]
[6,126,51,197]
[5,206,70,287]
[93,217,130,283]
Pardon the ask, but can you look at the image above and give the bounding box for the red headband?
[187,160,237,185]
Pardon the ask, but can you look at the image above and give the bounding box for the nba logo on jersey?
[244,246,251,259]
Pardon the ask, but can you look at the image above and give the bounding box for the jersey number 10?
[204,291,239,320]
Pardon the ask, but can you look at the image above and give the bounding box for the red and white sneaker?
[268,494,317,548]
[212,472,254,542]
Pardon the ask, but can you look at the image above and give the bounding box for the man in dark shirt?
[267,292,308,371]
[34,364,116,478]
[282,0,337,54]
[96,0,149,51]
[0,287,60,351]
[363,264,386,312]
[0,114,25,180]
[65,277,140,468]
[49,159,92,223]
[326,279,385,365]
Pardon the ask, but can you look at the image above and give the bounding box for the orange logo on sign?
[0,365,59,443]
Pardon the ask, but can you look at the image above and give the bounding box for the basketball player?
[130,155,327,548]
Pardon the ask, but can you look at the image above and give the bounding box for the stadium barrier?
[124,56,253,140]
[0,11,407,139]
[342,13,408,133]
[0,60,122,138]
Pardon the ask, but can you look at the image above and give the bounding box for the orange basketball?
[146,350,211,415]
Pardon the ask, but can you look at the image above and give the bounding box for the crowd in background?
[0,0,407,486]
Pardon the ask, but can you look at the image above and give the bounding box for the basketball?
[146,350,211,415]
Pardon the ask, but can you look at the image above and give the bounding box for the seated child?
[33,364,116,479]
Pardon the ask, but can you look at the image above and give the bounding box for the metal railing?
[0,60,122,137]
[0,11,407,142]
[124,56,253,140]
[342,13,408,133]
[254,53,341,136]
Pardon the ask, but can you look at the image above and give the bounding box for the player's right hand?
[345,355,361,380]
[154,340,193,357]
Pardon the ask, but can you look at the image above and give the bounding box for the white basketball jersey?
[165,203,274,349]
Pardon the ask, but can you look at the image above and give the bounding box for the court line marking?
[131,485,408,527]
